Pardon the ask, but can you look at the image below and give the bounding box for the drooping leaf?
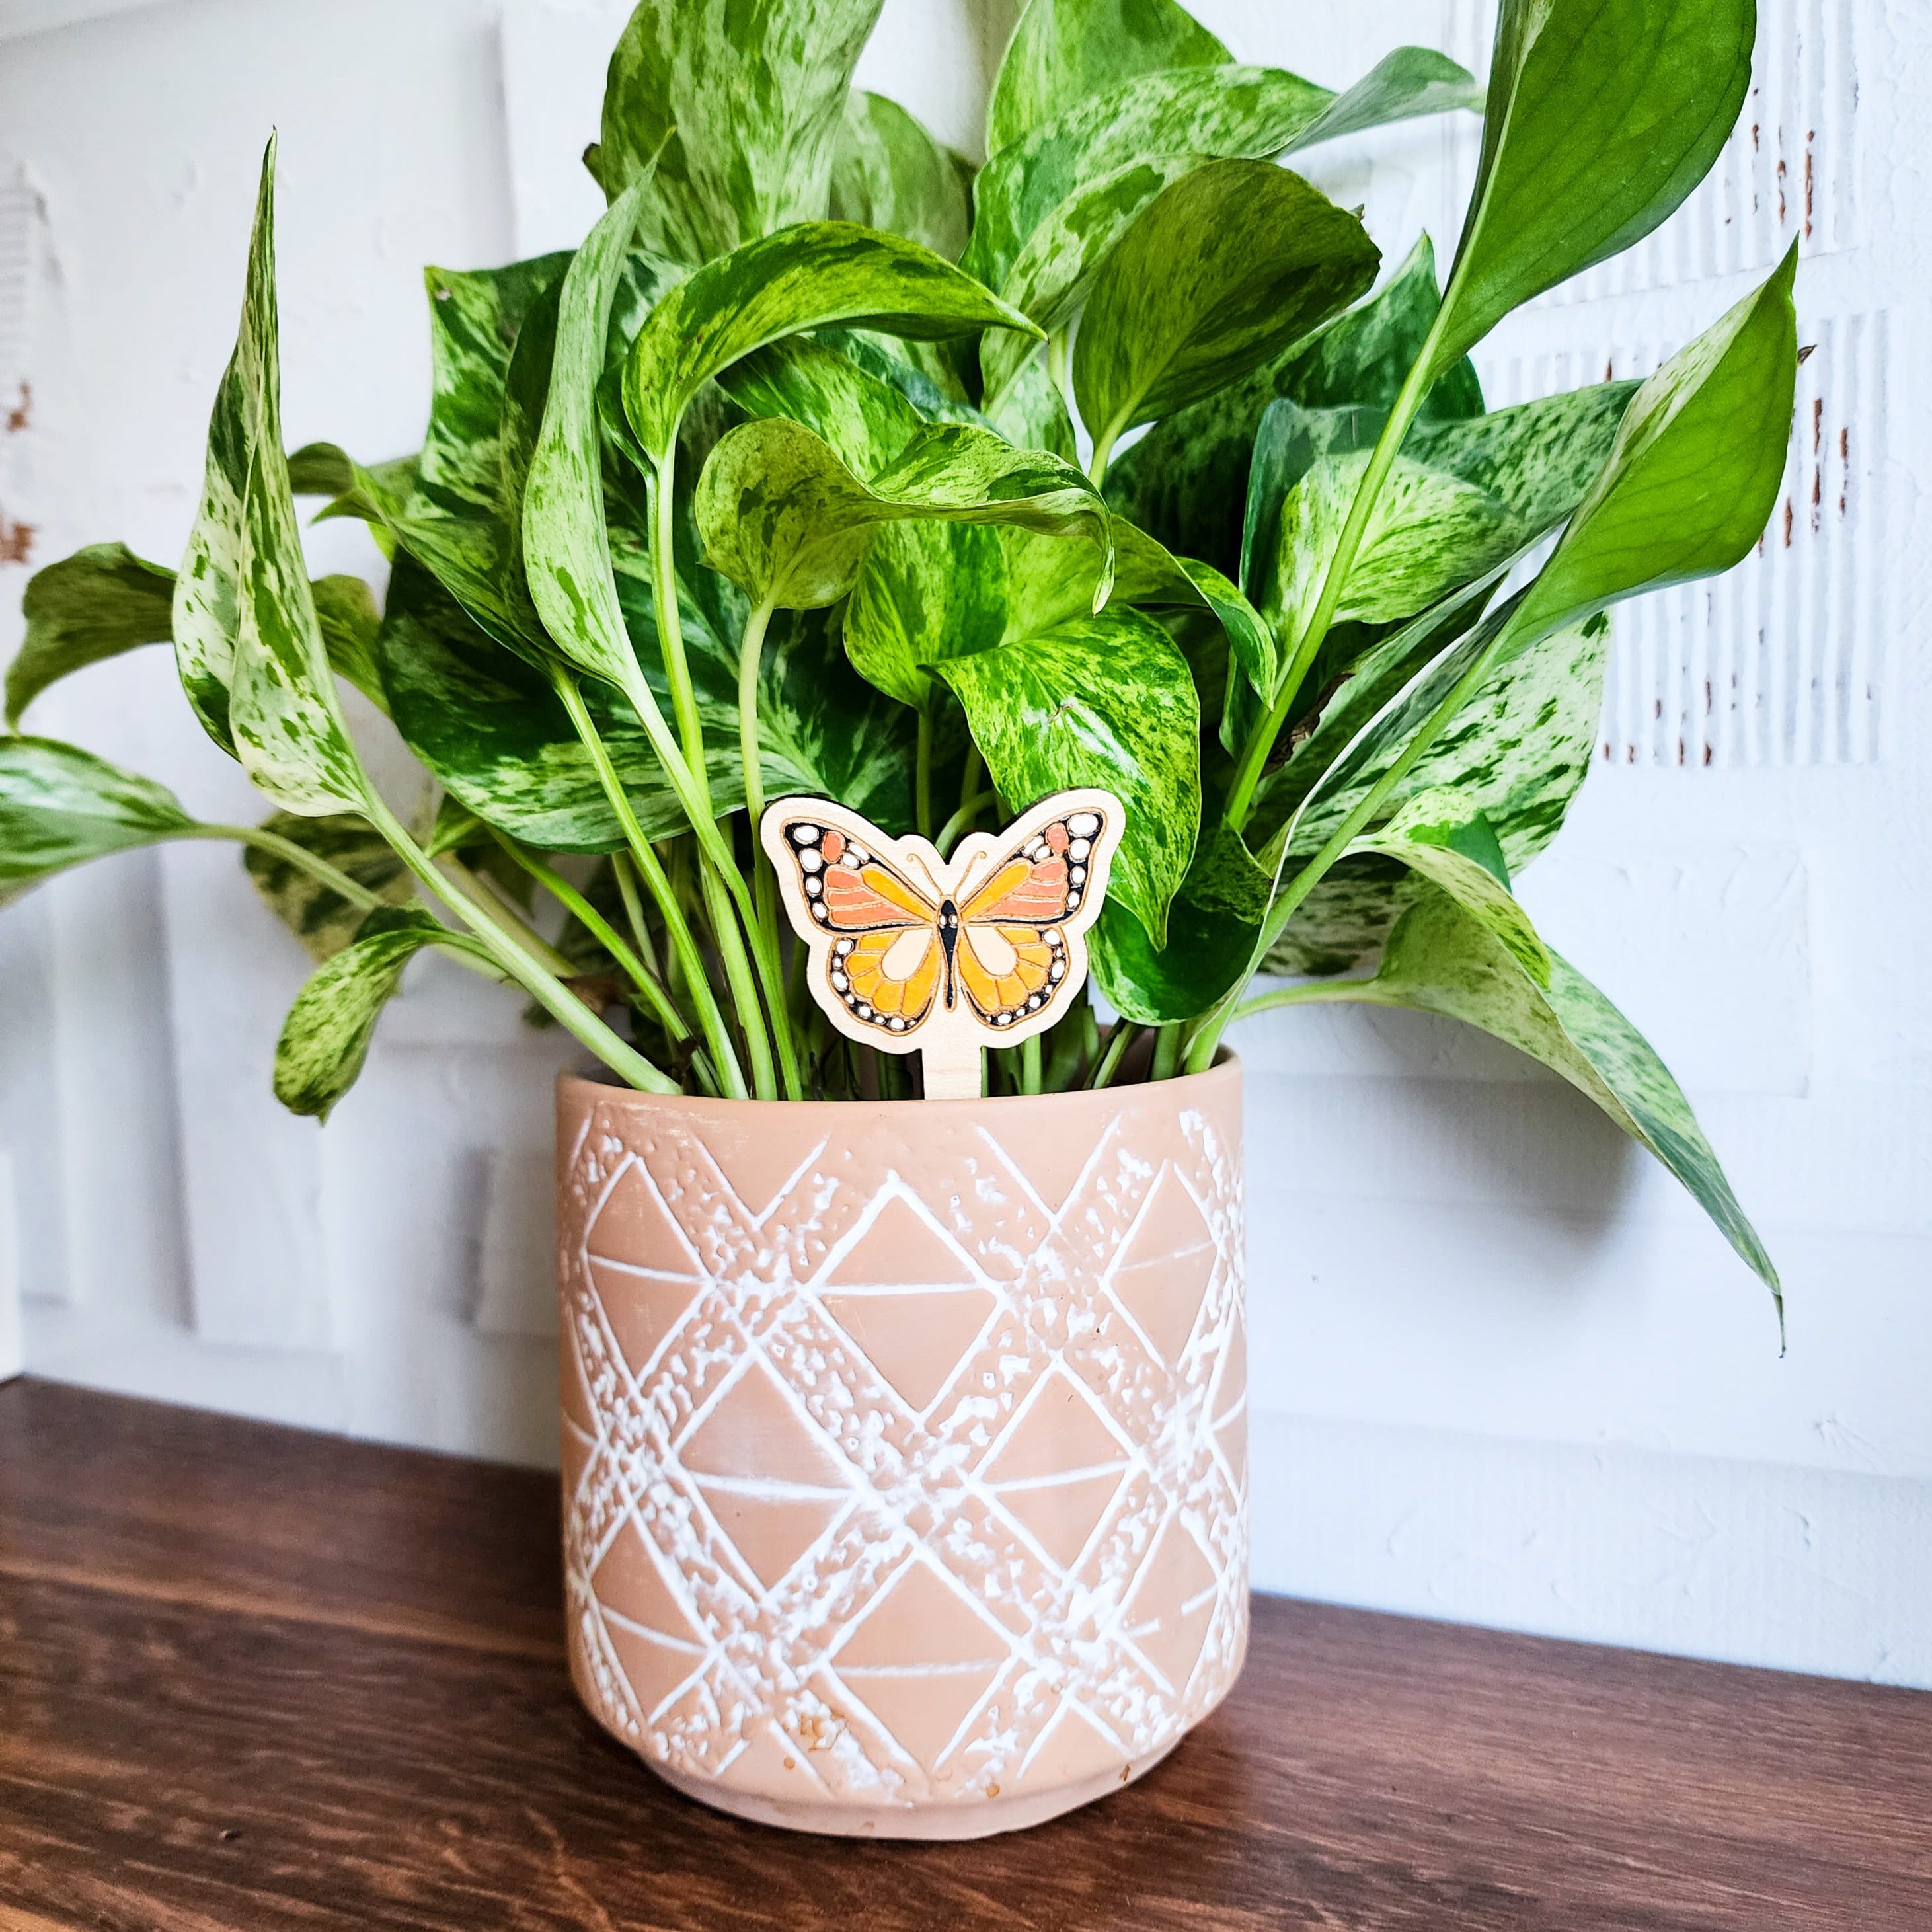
[1108,523,1276,712]
[0,736,197,901]
[274,906,483,1120]
[830,91,974,261]
[1351,791,1548,982]
[1106,235,1483,574]
[1303,884,1779,1308]
[217,141,366,817]
[5,543,175,729]
[623,223,1040,464]
[985,0,1230,159]
[242,810,413,962]
[970,51,1476,408]
[1073,159,1379,459]
[935,607,1198,941]
[693,414,1110,611]
[590,0,885,261]
[716,334,922,474]
[1428,0,1754,377]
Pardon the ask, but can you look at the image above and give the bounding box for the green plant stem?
[357,792,676,1094]
[958,743,983,819]
[915,706,935,841]
[491,831,688,1043]
[610,851,661,977]
[1222,319,1446,833]
[736,598,776,831]
[1089,1021,1138,1089]
[1046,328,1068,399]
[1086,421,1119,488]
[194,823,383,913]
[1019,1033,1043,1096]
[734,594,802,1093]
[1231,978,1372,1022]
[1184,612,1517,1076]
[553,670,748,1097]
[1149,1023,1183,1081]
[935,791,995,857]
[648,451,798,1101]
[438,854,576,976]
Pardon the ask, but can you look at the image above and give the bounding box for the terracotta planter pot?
[555,1060,1248,1839]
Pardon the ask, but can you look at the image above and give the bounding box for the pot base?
[644,1739,1180,1841]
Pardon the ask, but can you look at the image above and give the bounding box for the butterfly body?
[761,789,1126,1097]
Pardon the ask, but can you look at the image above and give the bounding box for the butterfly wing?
[769,810,945,1039]
[952,800,1113,1030]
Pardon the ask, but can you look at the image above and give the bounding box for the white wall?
[3,0,1927,1687]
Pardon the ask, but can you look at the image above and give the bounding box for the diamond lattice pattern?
[558,1091,1247,1812]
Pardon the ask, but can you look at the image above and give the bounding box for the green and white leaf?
[985,0,1230,159]
[1105,235,1483,575]
[830,91,974,261]
[1073,159,1379,458]
[274,906,488,1120]
[6,543,175,729]
[1295,884,1779,1309]
[590,0,884,261]
[623,222,1040,463]
[243,810,413,962]
[0,735,196,901]
[693,414,1109,611]
[310,574,387,713]
[936,606,1198,942]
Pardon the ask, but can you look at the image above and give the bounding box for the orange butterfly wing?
[773,815,945,1038]
[951,807,1107,1027]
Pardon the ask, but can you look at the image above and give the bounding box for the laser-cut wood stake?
[761,789,1126,1099]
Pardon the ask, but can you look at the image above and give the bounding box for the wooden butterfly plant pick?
[761,789,1127,1099]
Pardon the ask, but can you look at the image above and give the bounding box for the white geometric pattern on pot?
[557,1087,1248,1814]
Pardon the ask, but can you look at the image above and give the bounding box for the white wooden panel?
[0,1151,21,1380]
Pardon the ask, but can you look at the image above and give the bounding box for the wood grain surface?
[2,1376,1927,1931]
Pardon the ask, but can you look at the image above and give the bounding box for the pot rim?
[557,1052,1240,1119]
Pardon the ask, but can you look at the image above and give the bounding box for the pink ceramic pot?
[555,1060,1248,1839]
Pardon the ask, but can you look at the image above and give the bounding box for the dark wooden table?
[3,1377,1928,1931]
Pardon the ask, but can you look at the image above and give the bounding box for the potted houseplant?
[0,0,1790,1840]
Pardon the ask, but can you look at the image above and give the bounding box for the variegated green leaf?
[5,543,175,729]
[844,520,1007,713]
[0,735,196,901]
[1073,160,1379,465]
[935,607,1198,942]
[274,907,486,1120]
[242,810,413,962]
[693,414,1110,611]
[310,574,386,713]
[830,91,974,260]
[1105,235,1483,575]
[985,0,1229,159]
[1351,791,1549,982]
[215,143,366,817]
[525,174,666,705]
[377,554,701,853]
[1428,0,1754,377]
[623,223,1040,464]
[1294,884,1779,1309]
[970,51,1475,408]
[590,0,884,261]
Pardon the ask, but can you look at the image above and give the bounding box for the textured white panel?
[1251,1410,1932,1688]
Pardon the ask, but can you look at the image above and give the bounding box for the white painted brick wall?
[2,0,1927,1685]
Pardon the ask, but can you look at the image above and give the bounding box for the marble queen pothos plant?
[1,0,1788,1321]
